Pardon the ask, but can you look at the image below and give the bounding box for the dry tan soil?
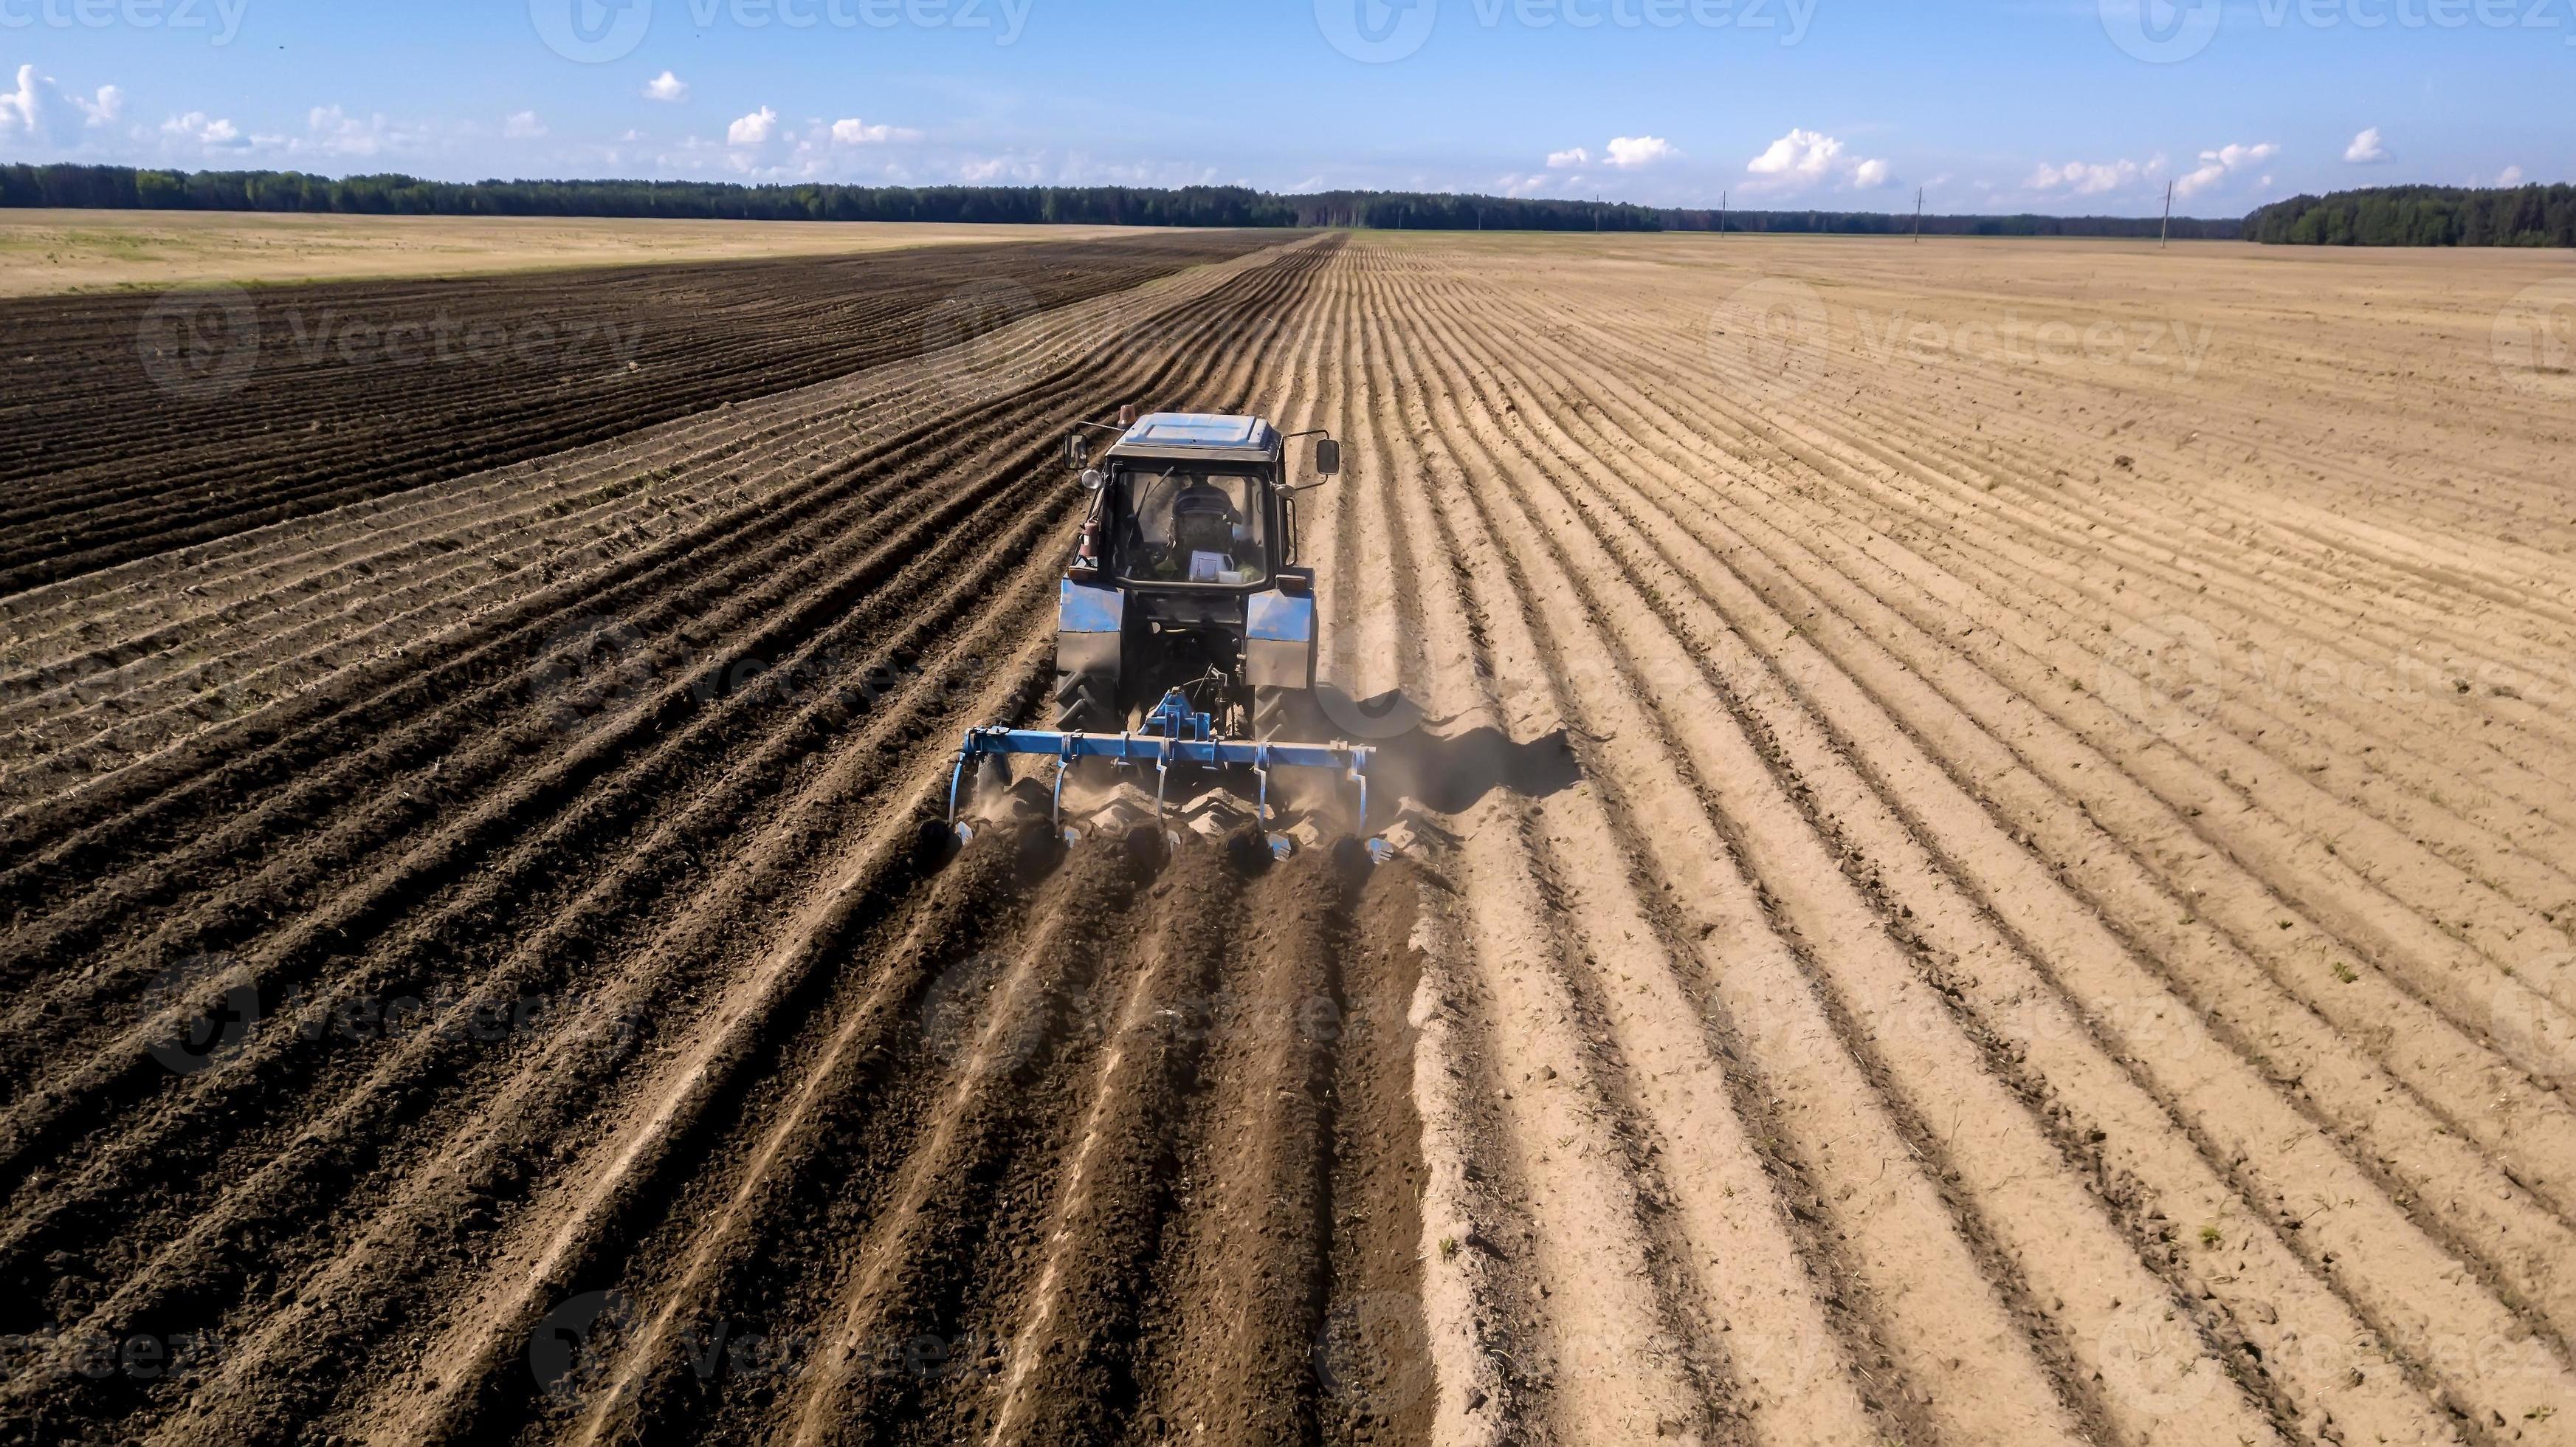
[3,230,2572,1446]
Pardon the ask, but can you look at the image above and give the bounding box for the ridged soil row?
[1350,248,2050,1445]
[1561,274,2576,1193]
[1701,360,2576,955]
[1377,251,2511,1443]
[0,233,1284,591]
[0,241,1288,906]
[1308,261,1527,1447]
[1664,282,2576,877]
[0,242,1335,1444]
[1358,246,2222,1445]
[1557,275,2576,1124]
[0,235,1310,897]
[0,236,1257,661]
[237,238,1353,1446]
[0,238,1330,1085]
[1391,244,2574,1437]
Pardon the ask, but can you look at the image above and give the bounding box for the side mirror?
[1079,468,1106,492]
[1066,433,1089,470]
[1312,438,1342,477]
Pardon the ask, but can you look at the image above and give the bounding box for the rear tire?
[1056,668,1122,733]
[1253,685,1303,741]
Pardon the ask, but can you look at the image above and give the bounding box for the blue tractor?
[946,409,1377,850]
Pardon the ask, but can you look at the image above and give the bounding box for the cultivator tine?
[946,739,977,846]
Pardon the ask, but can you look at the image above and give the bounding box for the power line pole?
[1913,186,1924,242]
[1719,190,1727,234]
[2160,180,2174,248]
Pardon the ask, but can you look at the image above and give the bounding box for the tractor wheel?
[1253,685,1303,741]
[1055,668,1122,733]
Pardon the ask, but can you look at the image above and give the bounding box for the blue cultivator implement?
[946,689,1373,858]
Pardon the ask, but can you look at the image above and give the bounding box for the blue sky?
[0,0,2565,215]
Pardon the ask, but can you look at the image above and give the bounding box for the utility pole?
[1719,190,1727,234]
[2160,180,2174,248]
[1913,187,1924,242]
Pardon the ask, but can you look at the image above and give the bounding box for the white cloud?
[830,117,919,145]
[71,83,123,127]
[1747,128,1889,192]
[504,110,547,139]
[2177,140,2277,199]
[1749,127,1844,179]
[643,70,689,103]
[2028,159,2145,196]
[0,64,124,143]
[1604,135,1676,169]
[2497,165,2526,187]
[0,64,38,137]
[161,111,247,149]
[727,106,779,146]
[2344,127,2388,165]
[292,106,443,159]
[1546,146,1590,169]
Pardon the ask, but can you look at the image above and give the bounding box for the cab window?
[1115,468,1269,585]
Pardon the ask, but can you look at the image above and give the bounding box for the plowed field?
[4,228,2572,1447]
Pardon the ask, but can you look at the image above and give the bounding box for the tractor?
[945,408,1375,851]
[1053,408,1338,738]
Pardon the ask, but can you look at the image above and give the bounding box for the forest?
[2246,185,2576,247]
[0,162,2237,238]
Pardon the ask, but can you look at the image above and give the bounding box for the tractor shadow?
[1315,686,1583,816]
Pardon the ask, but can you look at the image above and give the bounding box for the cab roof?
[1104,412,1279,462]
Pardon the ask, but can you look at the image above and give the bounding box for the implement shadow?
[1315,686,1582,819]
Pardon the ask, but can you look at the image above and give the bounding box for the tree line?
[2246,185,2576,247]
[2,162,2251,238]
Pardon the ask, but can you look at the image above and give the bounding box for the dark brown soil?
[0,230,1284,593]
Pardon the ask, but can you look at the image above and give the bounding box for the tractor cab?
[1096,414,1285,590]
[1055,410,1341,738]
